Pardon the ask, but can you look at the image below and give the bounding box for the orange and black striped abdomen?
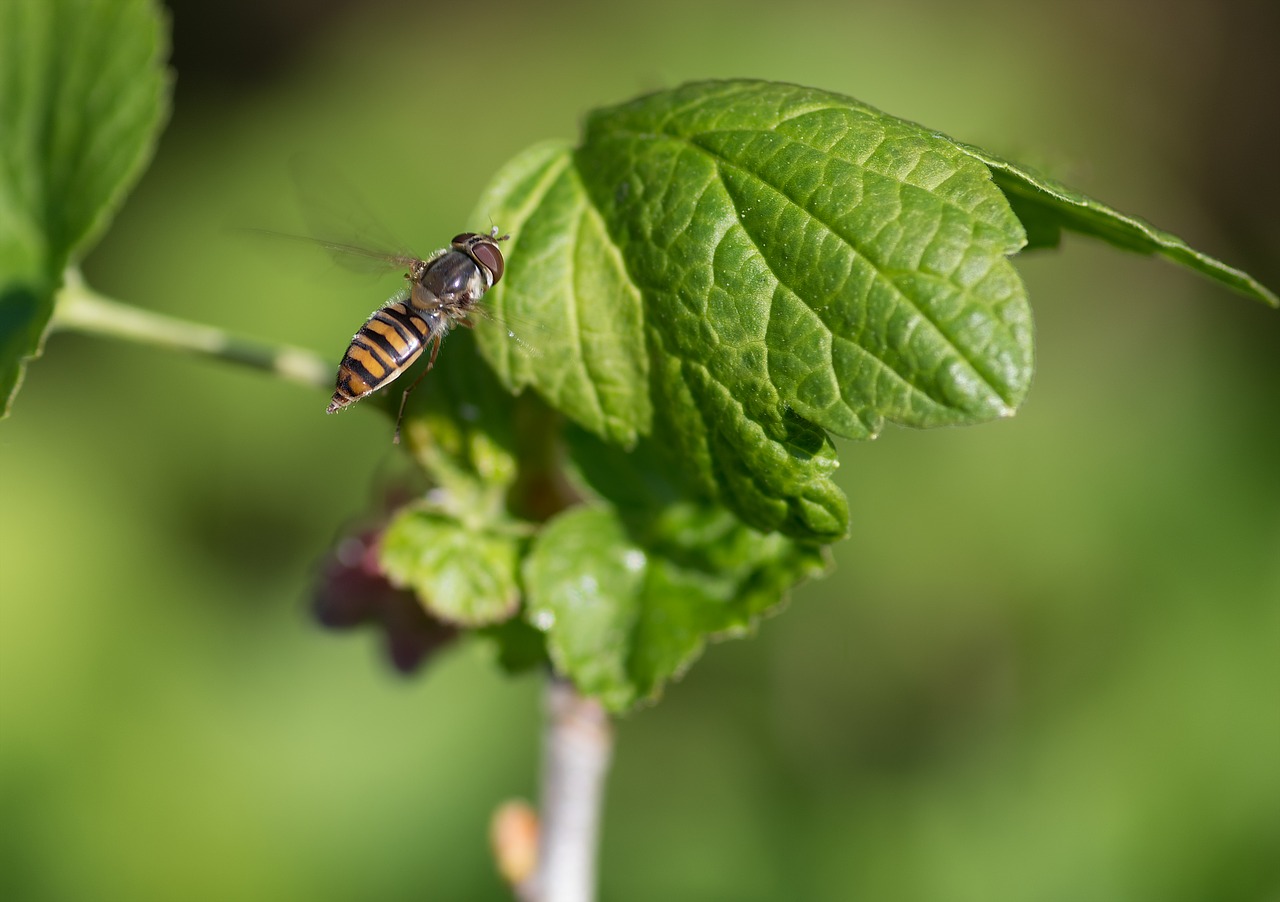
[328,302,434,413]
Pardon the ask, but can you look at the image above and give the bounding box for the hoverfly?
[324,228,509,443]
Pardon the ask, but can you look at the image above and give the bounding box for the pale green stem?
[527,677,613,902]
[51,270,332,391]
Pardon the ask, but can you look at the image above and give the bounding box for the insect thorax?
[417,249,490,308]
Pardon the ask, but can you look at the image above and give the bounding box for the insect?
[326,228,509,443]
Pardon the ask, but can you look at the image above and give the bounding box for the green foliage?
[1,10,1273,715]
[523,481,828,713]
[381,505,525,626]
[476,142,651,449]
[480,81,1040,542]
[378,333,531,625]
[4,5,1276,895]
[0,0,169,416]
[458,78,1275,708]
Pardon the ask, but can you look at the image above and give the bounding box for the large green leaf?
[0,0,170,416]
[478,80,1036,542]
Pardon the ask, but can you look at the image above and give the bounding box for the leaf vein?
[694,145,1001,412]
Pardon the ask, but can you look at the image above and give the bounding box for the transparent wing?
[288,153,425,274]
[237,226,421,273]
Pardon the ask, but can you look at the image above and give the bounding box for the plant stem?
[51,270,332,391]
[529,677,613,902]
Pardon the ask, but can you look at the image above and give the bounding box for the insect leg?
[392,330,444,445]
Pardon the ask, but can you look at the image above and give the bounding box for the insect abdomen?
[328,302,434,413]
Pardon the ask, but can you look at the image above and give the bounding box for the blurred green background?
[3,0,1278,899]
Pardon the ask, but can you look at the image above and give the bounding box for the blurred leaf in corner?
[0,0,170,417]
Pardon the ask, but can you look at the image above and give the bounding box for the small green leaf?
[523,508,641,711]
[380,505,524,627]
[957,144,1278,307]
[0,0,170,416]
[523,503,827,713]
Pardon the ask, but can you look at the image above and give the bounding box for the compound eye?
[471,240,505,284]
[451,232,479,247]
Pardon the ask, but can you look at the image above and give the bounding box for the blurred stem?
[526,677,613,902]
[51,268,331,391]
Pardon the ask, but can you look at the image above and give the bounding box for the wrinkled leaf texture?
[479,80,1038,543]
